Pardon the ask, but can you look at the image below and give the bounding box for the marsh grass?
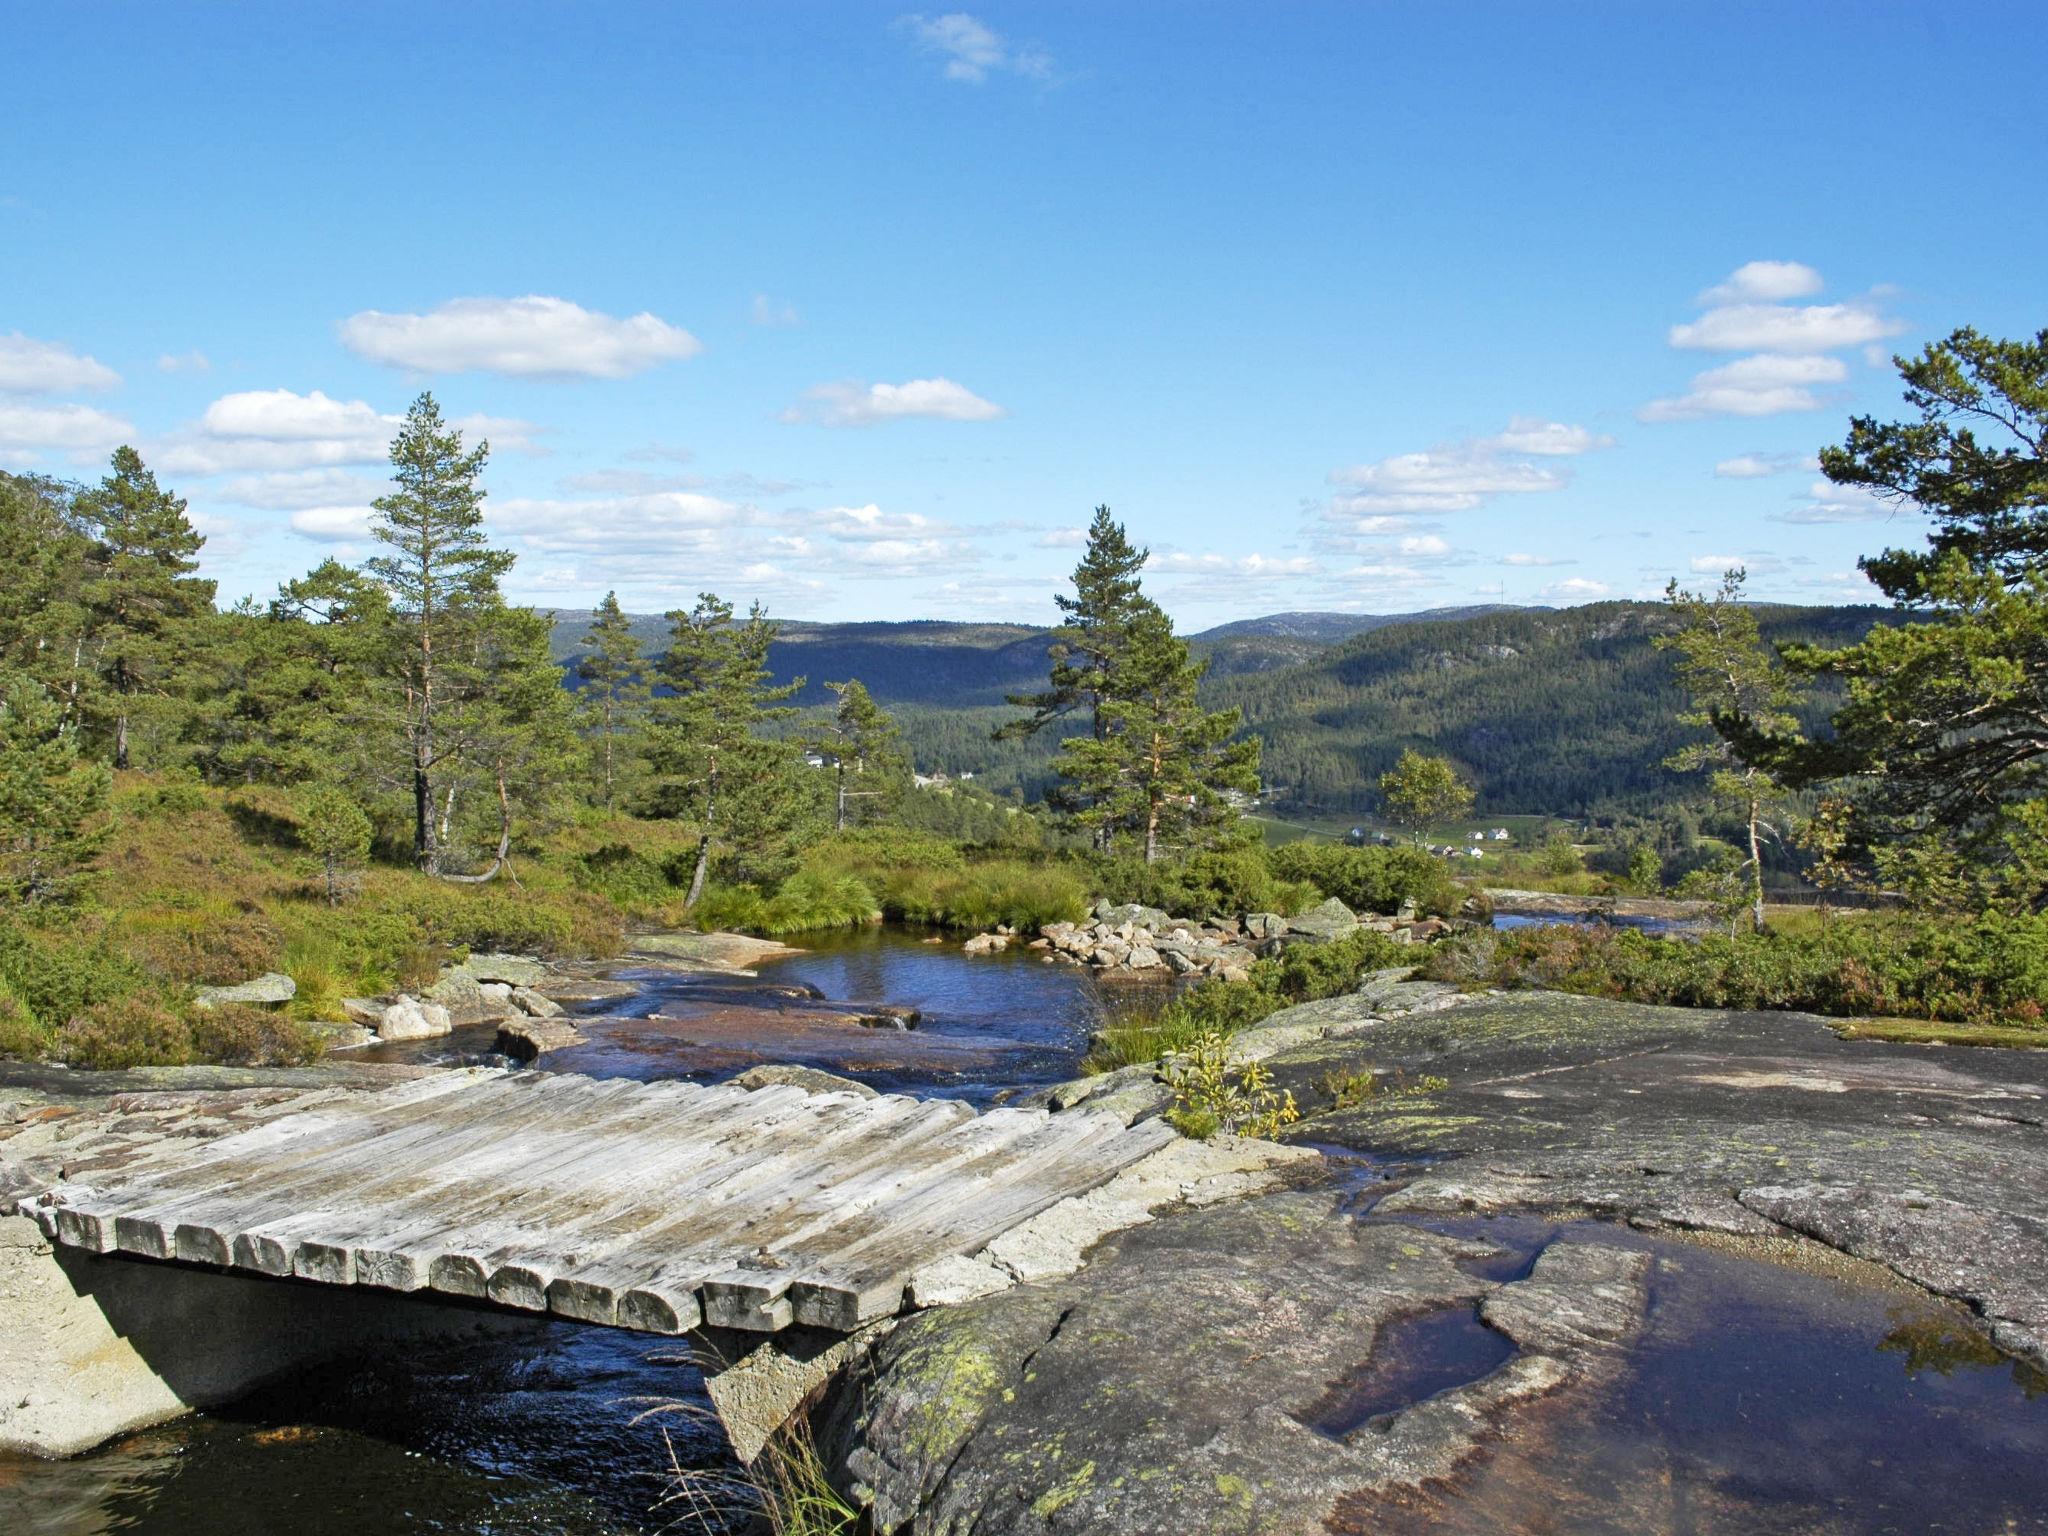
[638,1400,861,1536]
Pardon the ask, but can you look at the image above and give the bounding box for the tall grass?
[640,1401,862,1536]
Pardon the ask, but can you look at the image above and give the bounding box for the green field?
[1249,811,1563,851]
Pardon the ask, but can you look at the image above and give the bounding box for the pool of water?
[1492,910,1695,935]
[365,925,1160,1104]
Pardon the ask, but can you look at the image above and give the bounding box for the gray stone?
[1286,895,1360,939]
[464,951,550,987]
[509,986,563,1018]
[192,973,296,1009]
[493,1016,584,1062]
[340,996,388,1027]
[1125,943,1162,970]
[731,1064,880,1098]
[376,995,452,1041]
[905,1254,1014,1308]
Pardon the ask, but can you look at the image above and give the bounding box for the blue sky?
[3,2,2042,627]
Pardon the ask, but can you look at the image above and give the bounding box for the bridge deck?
[30,1069,1175,1335]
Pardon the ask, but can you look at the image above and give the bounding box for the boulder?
[193,973,296,1009]
[1243,912,1287,941]
[731,1064,879,1098]
[341,997,388,1028]
[494,1016,584,1062]
[1286,896,1361,940]
[510,986,563,1019]
[463,952,550,988]
[962,932,1009,955]
[376,996,452,1041]
[1125,944,1162,971]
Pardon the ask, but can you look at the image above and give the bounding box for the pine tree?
[1657,568,1803,932]
[646,595,813,908]
[0,471,91,695]
[1001,505,1150,743]
[299,784,372,905]
[364,394,509,872]
[820,678,905,832]
[578,592,649,809]
[1052,602,1260,862]
[74,447,214,769]
[0,673,110,906]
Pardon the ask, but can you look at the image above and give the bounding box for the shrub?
[56,997,193,1068]
[1421,914,2048,1027]
[111,900,282,984]
[0,982,50,1059]
[575,842,690,915]
[1268,843,1464,918]
[0,919,148,1028]
[188,1004,324,1067]
[1095,844,1318,920]
[1164,1031,1299,1139]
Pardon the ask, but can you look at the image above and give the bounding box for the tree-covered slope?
[1213,600,1893,817]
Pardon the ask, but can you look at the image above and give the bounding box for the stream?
[6,927,2047,1533]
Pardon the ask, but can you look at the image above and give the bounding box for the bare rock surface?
[627,930,804,974]
[192,972,295,1009]
[492,1015,586,1062]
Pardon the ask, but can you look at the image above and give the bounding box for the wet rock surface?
[821,1190,1649,1535]
[1266,989,2048,1365]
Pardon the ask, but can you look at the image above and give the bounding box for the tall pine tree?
[364,393,509,872]
[646,595,813,908]
[1001,505,1150,743]
[820,678,905,832]
[74,448,214,768]
[1052,601,1260,862]
[578,592,649,810]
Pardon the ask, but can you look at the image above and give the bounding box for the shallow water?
[1492,910,1693,935]
[10,933,2048,1532]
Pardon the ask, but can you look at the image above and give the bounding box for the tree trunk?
[836,763,847,833]
[438,767,513,885]
[683,834,712,912]
[1144,806,1159,866]
[113,712,129,771]
[1747,794,1767,934]
[601,697,615,810]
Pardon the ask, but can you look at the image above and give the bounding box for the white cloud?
[782,377,1005,427]
[1670,301,1900,355]
[1539,576,1612,600]
[290,505,377,542]
[1698,260,1824,305]
[1714,452,1814,479]
[1688,554,1743,573]
[1779,478,1901,524]
[155,389,540,475]
[1326,416,1605,518]
[491,491,744,551]
[156,350,211,375]
[0,333,120,394]
[220,468,386,510]
[339,295,702,379]
[0,401,133,456]
[750,294,800,327]
[1487,417,1615,456]
[903,12,1052,82]
[1152,551,1320,579]
[1640,353,1846,422]
[1396,534,1454,558]
[1501,552,1565,567]
[1034,526,1088,548]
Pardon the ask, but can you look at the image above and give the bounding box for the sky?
[3,2,2043,629]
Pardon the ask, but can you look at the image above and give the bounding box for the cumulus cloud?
[902,12,1052,82]
[155,389,540,475]
[1539,576,1612,600]
[1640,353,1847,422]
[290,505,377,542]
[1487,417,1616,456]
[1697,260,1824,305]
[0,333,120,394]
[781,377,1005,427]
[1325,416,1606,520]
[1670,301,1900,355]
[0,401,134,459]
[219,468,386,510]
[1396,534,1454,558]
[1501,552,1567,567]
[339,296,702,379]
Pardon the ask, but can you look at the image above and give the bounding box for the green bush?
[880,860,1090,932]
[189,1004,324,1066]
[575,842,690,914]
[0,982,50,1059]
[1088,927,1410,1070]
[1422,915,2048,1027]
[1268,843,1465,917]
[1095,845,1318,920]
[0,919,148,1030]
[56,997,193,1068]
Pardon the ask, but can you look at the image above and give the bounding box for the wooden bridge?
[28,1069,1175,1337]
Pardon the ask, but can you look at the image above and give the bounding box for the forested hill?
[1211,600,1893,818]
[543,609,1505,707]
